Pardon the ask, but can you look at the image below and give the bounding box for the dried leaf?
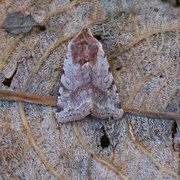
[0,0,179,179]
[2,12,38,34]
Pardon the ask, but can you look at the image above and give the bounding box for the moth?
[56,28,123,123]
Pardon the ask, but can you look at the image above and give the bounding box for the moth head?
[70,28,100,65]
